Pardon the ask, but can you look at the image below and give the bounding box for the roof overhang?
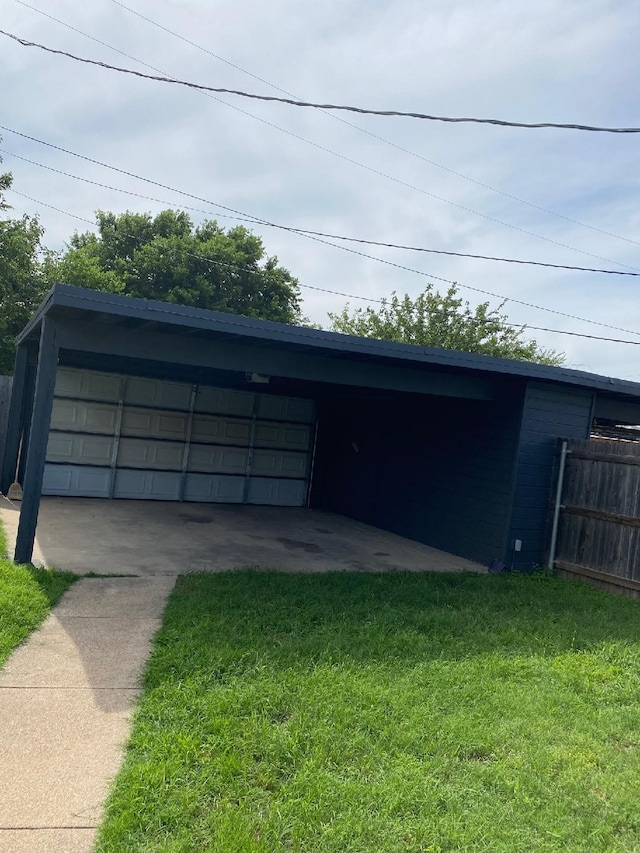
[18,283,640,402]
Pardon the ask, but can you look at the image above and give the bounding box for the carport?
[4,283,640,571]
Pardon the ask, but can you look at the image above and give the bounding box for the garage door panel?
[183,473,245,502]
[42,464,111,497]
[195,386,254,417]
[256,395,315,424]
[50,399,118,434]
[191,415,251,445]
[246,477,307,506]
[46,370,315,506]
[113,469,181,500]
[54,368,122,402]
[251,449,309,478]
[187,444,248,474]
[254,421,311,451]
[117,438,185,470]
[47,432,114,466]
[124,377,192,410]
[121,408,189,441]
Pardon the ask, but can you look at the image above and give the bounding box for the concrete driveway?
[0,496,485,575]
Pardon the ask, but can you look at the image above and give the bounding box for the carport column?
[1,343,29,494]
[14,317,58,565]
[16,361,37,486]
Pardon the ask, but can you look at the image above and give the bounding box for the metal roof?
[19,283,640,400]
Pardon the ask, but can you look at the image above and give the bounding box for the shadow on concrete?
[0,576,174,835]
[0,576,175,712]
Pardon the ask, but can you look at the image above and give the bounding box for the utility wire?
[268,227,640,276]
[4,133,640,337]
[107,0,640,250]
[0,149,255,225]
[9,184,640,342]
[295,235,640,337]
[6,10,639,271]
[519,326,640,345]
[3,29,640,134]
[4,147,640,278]
[9,187,640,348]
[3,123,640,282]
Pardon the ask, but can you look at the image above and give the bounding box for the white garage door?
[42,368,315,506]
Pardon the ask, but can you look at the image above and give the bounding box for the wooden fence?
[0,376,13,469]
[554,437,640,597]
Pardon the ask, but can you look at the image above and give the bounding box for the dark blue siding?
[509,382,593,570]
[313,389,522,567]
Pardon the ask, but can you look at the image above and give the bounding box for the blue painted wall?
[313,387,523,567]
[508,381,594,570]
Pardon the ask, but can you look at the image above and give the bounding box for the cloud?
[2,0,639,378]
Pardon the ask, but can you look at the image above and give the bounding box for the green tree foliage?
[53,209,303,324]
[0,165,53,375]
[329,284,564,366]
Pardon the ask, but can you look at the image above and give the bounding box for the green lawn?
[0,522,77,667]
[96,570,640,853]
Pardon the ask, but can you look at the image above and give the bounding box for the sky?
[1,0,640,378]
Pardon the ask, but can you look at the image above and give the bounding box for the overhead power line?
[17,0,639,252]
[106,0,640,250]
[3,29,640,134]
[3,122,640,285]
[0,149,255,224]
[8,187,640,349]
[8,168,640,342]
[4,147,640,278]
[3,128,640,337]
[6,14,639,271]
[269,228,640,276]
[520,326,640,345]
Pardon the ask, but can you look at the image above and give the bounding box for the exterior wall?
[312,388,523,567]
[508,381,594,570]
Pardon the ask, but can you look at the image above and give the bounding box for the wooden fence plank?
[555,438,640,583]
[563,505,640,528]
[555,560,640,599]
[570,451,640,467]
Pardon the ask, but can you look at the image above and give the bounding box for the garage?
[43,367,315,506]
[5,283,640,571]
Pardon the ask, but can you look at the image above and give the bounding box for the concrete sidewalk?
[0,576,175,853]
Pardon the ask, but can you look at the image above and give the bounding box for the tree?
[52,209,304,324]
[329,284,564,366]
[0,161,53,374]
